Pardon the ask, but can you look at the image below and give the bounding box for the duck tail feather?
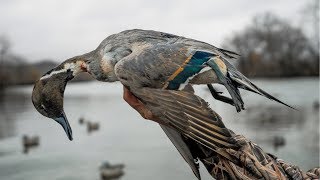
[231,75,296,110]
[206,60,244,112]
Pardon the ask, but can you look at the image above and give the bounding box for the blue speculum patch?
[167,51,214,90]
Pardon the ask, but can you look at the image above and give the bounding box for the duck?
[31,29,294,179]
[87,121,100,133]
[99,161,125,180]
[22,135,40,154]
[79,117,85,124]
[273,136,286,151]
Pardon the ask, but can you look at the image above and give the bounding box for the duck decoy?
[99,161,125,180]
[79,117,85,124]
[87,121,100,133]
[313,100,319,110]
[31,29,294,179]
[22,135,40,154]
[273,136,286,151]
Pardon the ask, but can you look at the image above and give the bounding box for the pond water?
[0,77,319,180]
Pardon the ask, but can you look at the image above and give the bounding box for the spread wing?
[133,88,239,162]
[160,85,201,179]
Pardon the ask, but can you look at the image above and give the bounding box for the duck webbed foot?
[207,84,235,106]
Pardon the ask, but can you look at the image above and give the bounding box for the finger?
[123,86,137,103]
[122,86,157,121]
[123,86,130,102]
[123,86,143,107]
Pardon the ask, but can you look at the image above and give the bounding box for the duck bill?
[54,112,73,141]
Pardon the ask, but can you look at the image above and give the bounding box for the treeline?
[0,57,58,86]
[0,36,92,90]
[223,9,319,77]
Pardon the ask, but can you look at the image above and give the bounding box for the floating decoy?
[79,117,85,124]
[31,29,294,179]
[313,100,319,110]
[99,161,125,180]
[273,136,286,151]
[86,121,100,133]
[22,135,39,154]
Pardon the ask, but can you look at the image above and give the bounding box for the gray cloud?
[0,0,307,62]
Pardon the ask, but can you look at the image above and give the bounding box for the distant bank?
[0,60,93,87]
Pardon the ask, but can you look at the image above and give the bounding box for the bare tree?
[300,0,319,62]
[0,35,10,61]
[224,12,318,77]
[0,35,11,90]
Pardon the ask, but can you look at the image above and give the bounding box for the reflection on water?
[0,91,30,139]
[244,105,305,129]
[0,78,319,180]
[241,105,318,153]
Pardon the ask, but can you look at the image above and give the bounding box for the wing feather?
[133,88,239,153]
[160,125,201,180]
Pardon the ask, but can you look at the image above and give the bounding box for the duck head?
[32,56,88,141]
[31,34,134,141]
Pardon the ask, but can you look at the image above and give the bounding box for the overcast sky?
[0,0,309,62]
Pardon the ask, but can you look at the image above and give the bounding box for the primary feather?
[221,57,295,110]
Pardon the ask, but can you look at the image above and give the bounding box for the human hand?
[123,86,156,121]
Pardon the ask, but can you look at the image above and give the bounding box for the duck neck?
[40,55,89,81]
